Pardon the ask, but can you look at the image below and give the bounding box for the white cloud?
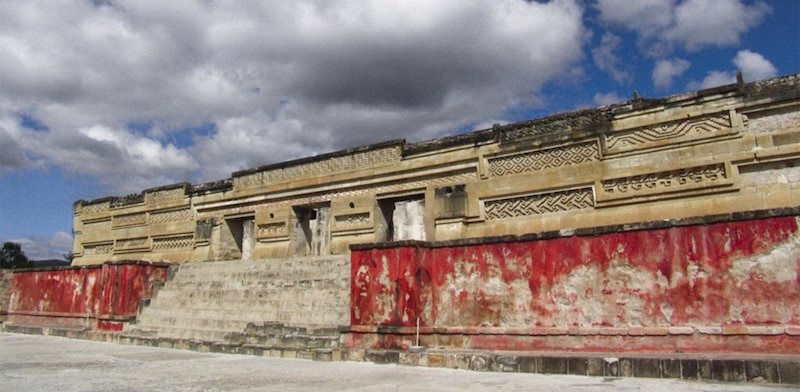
[666,0,771,51]
[733,49,778,81]
[7,231,72,260]
[596,0,771,54]
[688,50,777,90]
[652,58,691,88]
[593,92,625,106]
[592,33,633,84]
[0,0,586,193]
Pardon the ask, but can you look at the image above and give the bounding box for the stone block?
[365,350,400,364]
[661,359,681,379]
[681,360,697,380]
[587,358,605,377]
[517,356,540,374]
[427,353,446,367]
[778,361,800,385]
[711,360,746,382]
[567,358,588,376]
[493,355,519,372]
[541,357,567,374]
[469,354,493,372]
[604,358,620,377]
[745,361,780,384]
[633,358,661,378]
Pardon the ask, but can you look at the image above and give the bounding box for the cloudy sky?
[0,0,797,260]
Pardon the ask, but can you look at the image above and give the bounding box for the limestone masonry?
[72,74,800,266]
[3,75,800,384]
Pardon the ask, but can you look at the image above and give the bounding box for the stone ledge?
[3,326,799,385]
[345,324,800,337]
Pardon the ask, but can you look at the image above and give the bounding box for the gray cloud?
[0,0,586,193]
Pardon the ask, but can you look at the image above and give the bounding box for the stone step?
[126,325,237,342]
[152,288,348,302]
[132,255,350,345]
[162,277,349,291]
[136,310,348,327]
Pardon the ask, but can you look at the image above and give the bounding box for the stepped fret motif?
[488,142,599,177]
[82,202,110,214]
[335,213,370,227]
[152,235,194,250]
[234,146,401,187]
[149,187,186,203]
[150,208,193,224]
[83,243,112,255]
[83,219,111,233]
[606,113,732,153]
[601,164,727,195]
[113,213,146,227]
[485,188,594,220]
[258,222,287,236]
[116,237,148,250]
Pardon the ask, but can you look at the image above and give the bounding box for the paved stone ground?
[0,333,794,392]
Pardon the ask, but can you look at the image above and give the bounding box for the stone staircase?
[124,255,350,351]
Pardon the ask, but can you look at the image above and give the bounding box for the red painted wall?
[350,215,800,353]
[6,261,168,331]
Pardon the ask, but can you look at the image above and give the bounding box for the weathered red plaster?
[6,261,167,330]
[350,215,800,353]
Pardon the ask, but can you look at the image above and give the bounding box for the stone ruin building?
[2,73,799,383]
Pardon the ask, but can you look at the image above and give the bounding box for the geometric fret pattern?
[335,212,371,227]
[152,234,194,251]
[257,222,287,236]
[82,201,110,214]
[234,146,401,188]
[485,188,594,220]
[150,208,193,224]
[113,213,147,227]
[115,237,148,250]
[488,142,599,177]
[148,187,186,203]
[606,112,731,154]
[600,164,727,196]
[83,243,112,255]
[83,219,111,233]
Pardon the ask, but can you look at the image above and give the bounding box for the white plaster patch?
[728,231,800,284]
[549,261,659,326]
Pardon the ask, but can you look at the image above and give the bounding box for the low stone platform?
[2,324,797,386]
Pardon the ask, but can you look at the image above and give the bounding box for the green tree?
[1,242,33,269]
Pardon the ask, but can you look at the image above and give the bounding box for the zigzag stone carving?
[115,237,148,250]
[152,235,194,250]
[605,112,732,154]
[150,208,193,225]
[83,243,112,255]
[484,188,594,220]
[488,142,600,177]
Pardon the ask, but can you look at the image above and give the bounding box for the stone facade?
[71,74,800,266]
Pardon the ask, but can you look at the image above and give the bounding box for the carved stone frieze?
[257,222,287,236]
[113,213,147,227]
[83,219,111,233]
[150,208,193,225]
[152,234,194,251]
[83,242,112,255]
[484,188,594,220]
[488,142,600,177]
[597,163,734,204]
[335,213,371,227]
[115,237,149,250]
[234,146,401,188]
[605,112,734,154]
